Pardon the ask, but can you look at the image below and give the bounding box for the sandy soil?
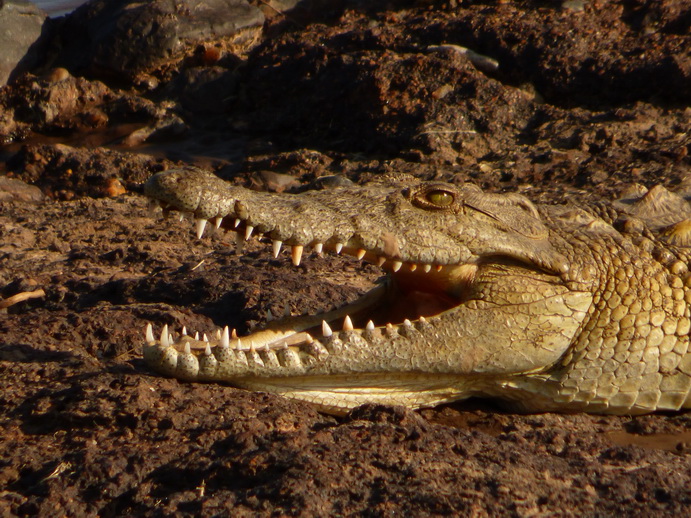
[1,0,690,515]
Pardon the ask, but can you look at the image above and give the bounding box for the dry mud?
[1,1,691,515]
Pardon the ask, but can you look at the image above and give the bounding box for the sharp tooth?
[184,342,191,355]
[392,261,402,272]
[194,331,200,340]
[181,325,187,336]
[335,243,343,254]
[231,328,238,339]
[267,309,274,322]
[272,240,283,258]
[343,315,354,331]
[178,212,184,222]
[409,264,417,272]
[403,319,412,326]
[221,326,230,348]
[169,334,174,345]
[215,329,221,340]
[245,225,254,240]
[160,324,170,347]
[145,323,155,343]
[366,320,375,331]
[419,316,427,324]
[436,265,443,272]
[204,344,212,355]
[234,218,241,228]
[235,232,245,253]
[377,256,386,267]
[195,218,208,239]
[356,249,366,260]
[313,243,323,255]
[203,333,209,342]
[213,217,223,229]
[236,338,242,351]
[423,264,432,273]
[322,320,333,337]
[291,245,304,266]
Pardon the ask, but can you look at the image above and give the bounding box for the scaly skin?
[142,168,691,415]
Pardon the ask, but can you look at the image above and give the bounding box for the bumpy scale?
[142,168,691,415]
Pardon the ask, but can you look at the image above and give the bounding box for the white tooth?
[322,320,333,337]
[291,245,304,266]
[313,243,323,255]
[343,315,354,331]
[215,329,221,340]
[366,320,375,331]
[392,261,402,272]
[235,232,245,252]
[231,328,238,339]
[267,309,274,322]
[160,324,170,347]
[335,243,343,254]
[377,256,386,267]
[221,326,230,348]
[423,264,432,273]
[213,217,223,229]
[169,334,174,345]
[272,240,283,258]
[419,316,427,324]
[245,225,254,240]
[178,213,184,222]
[203,333,209,342]
[181,325,188,336]
[409,264,417,272]
[403,319,412,326]
[205,344,212,355]
[194,331,200,340]
[195,218,208,239]
[356,249,366,260]
[184,342,191,355]
[145,323,155,343]
[234,218,241,228]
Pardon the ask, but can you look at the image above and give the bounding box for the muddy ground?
[1,0,691,515]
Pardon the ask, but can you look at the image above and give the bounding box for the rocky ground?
[1,0,691,515]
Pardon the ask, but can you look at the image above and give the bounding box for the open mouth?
[144,203,480,361]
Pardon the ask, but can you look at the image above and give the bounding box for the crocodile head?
[143,168,593,414]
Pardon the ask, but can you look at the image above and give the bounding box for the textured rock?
[44,0,264,78]
[0,0,47,85]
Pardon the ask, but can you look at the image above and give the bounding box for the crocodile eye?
[426,190,454,207]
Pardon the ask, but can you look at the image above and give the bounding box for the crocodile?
[142,168,691,415]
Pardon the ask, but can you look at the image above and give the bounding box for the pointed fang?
[145,323,155,343]
[213,217,223,229]
[221,326,230,348]
[322,320,333,337]
[291,245,304,266]
[160,324,170,347]
[343,315,354,331]
[356,249,366,260]
[392,261,403,272]
[272,240,283,258]
[335,243,343,254]
[313,243,323,255]
[184,341,191,355]
[245,225,254,240]
[366,320,375,331]
[195,219,208,239]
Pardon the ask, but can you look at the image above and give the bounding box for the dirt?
[1,0,691,515]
